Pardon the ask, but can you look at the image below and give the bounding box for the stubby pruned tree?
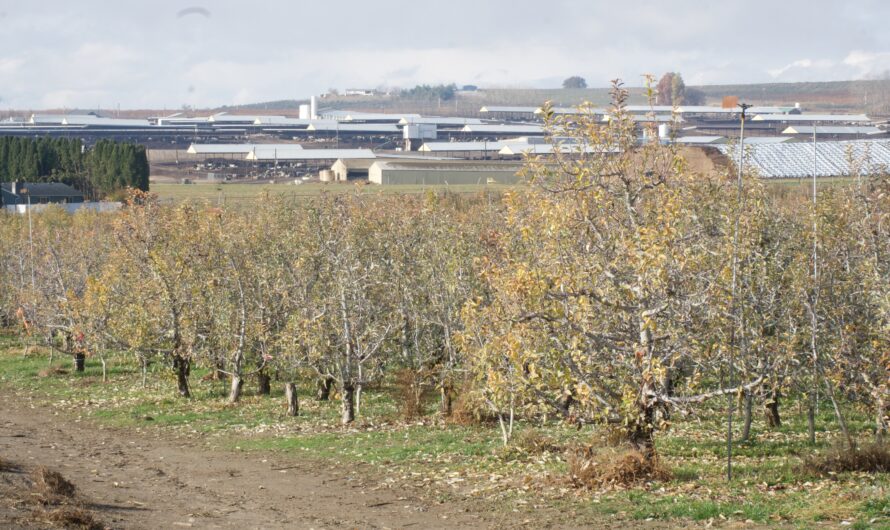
[461,79,765,455]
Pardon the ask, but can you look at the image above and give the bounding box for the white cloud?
[842,50,890,77]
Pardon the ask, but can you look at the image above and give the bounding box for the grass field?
[150,181,518,203]
[150,177,855,204]
[1,335,887,528]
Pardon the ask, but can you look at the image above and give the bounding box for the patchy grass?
[1,335,888,528]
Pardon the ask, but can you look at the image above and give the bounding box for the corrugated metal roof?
[399,117,483,126]
[782,126,884,135]
[498,144,618,155]
[62,117,150,127]
[717,139,890,178]
[674,136,726,144]
[479,106,538,114]
[752,114,870,123]
[187,143,302,155]
[246,148,375,161]
[306,123,400,133]
[461,124,544,134]
[739,137,795,144]
[419,141,519,152]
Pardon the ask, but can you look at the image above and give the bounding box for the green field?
[2,336,887,529]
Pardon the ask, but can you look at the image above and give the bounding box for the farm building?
[245,148,374,162]
[1,181,84,207]
[716,139,890,178]
[781,125,885,139]
[368,160,523,185]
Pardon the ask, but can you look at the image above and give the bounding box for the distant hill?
[226,79,890,117]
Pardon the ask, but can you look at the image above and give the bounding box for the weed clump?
[803,442,890,475]
[514,429,561,455]
[38,366,69,378]
[448,390,498,426]
[32,467,77,498]
[41,507,104,530]
[568,445,671,488]
[392,368,431,420]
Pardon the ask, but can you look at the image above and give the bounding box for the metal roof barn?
[369,160,523,185]
[461,124,544,135]
[716,139,890,178]
[399,117,484,126]
[306,123,400,133]
[781,126,884,136]
[187,143,302,155]
[752,114,871,123]
[245,148,375,161]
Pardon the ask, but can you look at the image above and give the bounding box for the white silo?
[310,96,317,119]
[299,104,310,120]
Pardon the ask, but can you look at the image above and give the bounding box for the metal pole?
[727,102,751,482]
[27,192,34,290]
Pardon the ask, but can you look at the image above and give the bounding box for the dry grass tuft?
[803,442,890,475]
[568,445,671,488]
[448,391,498,426]
[392,369,431,420]
[32,467,77,498]
[38,366,70,378]
[514,429,561,455]
[41,507,104,530]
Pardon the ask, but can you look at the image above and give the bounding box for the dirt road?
[0,389,498,529]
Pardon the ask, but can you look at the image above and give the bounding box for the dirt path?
[0,388,499,529]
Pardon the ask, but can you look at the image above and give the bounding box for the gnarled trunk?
[316,377,334,401]
[806,400,816,445]
[440,382,454,417]
[174,356,191,398]
[875,397,887,444]
[285,382,299,417]
[741,390,753,442]
[257,372,271,396]
[764,389,781,428]
[341,382,355,424]
[228,375,243,403]
[73,352,86,372]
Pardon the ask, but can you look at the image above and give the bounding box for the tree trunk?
[764,389,781,428]
[440,383,453,417]
[807,401,816,445]
[141,357,148,388]
[100,358,107,383]
[73,352,85,372]
[285,382,299,417]
[875,397,887,444]
[174,356,191,398]
[257,372,271,397]
[740,391,753,442]
[630,403,656,461]
[316,377,334,401]
[215,359,227,381]
[661,368,673,421]
[228,375,243,404]
[341,383,355,424]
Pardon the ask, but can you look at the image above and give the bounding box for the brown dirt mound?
[803,442,890,475]
[33,467,77,498]
[568,446,672,488]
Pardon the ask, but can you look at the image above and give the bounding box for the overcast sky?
[2,0,889,109]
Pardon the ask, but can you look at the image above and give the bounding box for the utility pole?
[726,101,752,482]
